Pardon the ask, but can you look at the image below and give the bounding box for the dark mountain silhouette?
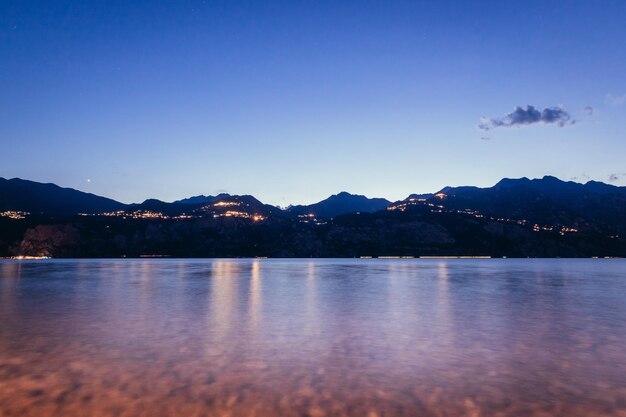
[288,192,391,218]
[193,194,284,218]
[422,175,626,234]
[0,177,125,218]
[213,195,283,216]
[124,194,283,218]
[126,199,190,216]
[2,176,626,258]
[173,193,231,205]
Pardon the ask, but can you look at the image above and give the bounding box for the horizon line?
[2,174,623,208]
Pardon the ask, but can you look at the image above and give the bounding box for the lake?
[1,259,625,417]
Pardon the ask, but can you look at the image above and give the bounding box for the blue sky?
[1,0,625,205]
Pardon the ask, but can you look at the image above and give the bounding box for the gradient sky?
[2,0,626,205]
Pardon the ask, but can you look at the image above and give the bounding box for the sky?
[1,0,626,205]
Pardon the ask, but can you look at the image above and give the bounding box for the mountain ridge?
[287,191,392,218]
[4,175,626,216]
[2,175,626,258]
[0,177,125,217]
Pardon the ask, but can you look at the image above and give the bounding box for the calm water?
[1,259,626,417]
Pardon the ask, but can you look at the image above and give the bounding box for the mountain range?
[0,178,394,219]
[1,176,625,258]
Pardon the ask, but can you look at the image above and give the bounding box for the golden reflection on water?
[1,259,626,417]
[305,261,320,338]
[0,262,19,313]
[210,260,239,351]
[248,260,262,333]
[435,261,452,349]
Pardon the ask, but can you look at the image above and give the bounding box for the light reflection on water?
[1,259,626,417]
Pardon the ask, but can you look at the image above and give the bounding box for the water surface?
[1,259,625,417]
